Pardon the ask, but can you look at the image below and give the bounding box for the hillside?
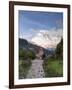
[19,38,43,53]
[19,38,53,58]
[55,38,63,59]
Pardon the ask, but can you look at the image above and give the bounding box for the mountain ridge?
[19,38,54,58]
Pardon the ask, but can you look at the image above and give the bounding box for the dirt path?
[26,59,45,78]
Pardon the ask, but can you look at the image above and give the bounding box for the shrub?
[27,51,36,60]
[19,49,36,60]
[19,49,27,60]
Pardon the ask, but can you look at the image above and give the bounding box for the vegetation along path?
[26,59,45,78]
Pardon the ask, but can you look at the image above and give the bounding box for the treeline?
[19,49,36,60]
[55,39,63,59]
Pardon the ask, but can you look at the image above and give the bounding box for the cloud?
[31,29,63,48]
[19,28,37,41]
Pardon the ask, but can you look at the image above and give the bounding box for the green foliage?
[19,49,27,59]
[27,51,36,60]
[55,39,63,59]
[19,60,31,79]
[43,58,63,77]
[19,49,36,60]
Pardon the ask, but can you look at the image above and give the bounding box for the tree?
[55,38,63,59]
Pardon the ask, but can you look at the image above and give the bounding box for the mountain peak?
[31,30,62,49]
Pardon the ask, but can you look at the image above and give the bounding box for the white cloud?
[31,29,63,48]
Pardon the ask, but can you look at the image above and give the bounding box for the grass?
[43,58,63,77]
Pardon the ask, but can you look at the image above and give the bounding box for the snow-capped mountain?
[31,29,62,49]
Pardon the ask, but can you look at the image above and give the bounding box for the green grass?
[19,60,31,79]
[43,58,63,77]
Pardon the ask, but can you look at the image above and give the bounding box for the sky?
[19,10,63,48]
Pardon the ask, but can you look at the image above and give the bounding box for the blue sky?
[18,10,63,48]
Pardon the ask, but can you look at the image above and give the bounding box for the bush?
[19,49,36,60]
[27,51,36,60]
[19,49,27,60]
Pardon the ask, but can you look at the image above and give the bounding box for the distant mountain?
[47,48,56,51]
[19,38,53,57]
[19,38,29,49]
[19,38,43,52]
[31,30,62,48]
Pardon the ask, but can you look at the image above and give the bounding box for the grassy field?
[43,57,63,77]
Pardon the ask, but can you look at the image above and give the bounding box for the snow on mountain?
[31,29,63,49]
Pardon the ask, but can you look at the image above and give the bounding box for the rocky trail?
[26,59,45,78]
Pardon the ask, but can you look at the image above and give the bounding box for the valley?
[19,38,63,79]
